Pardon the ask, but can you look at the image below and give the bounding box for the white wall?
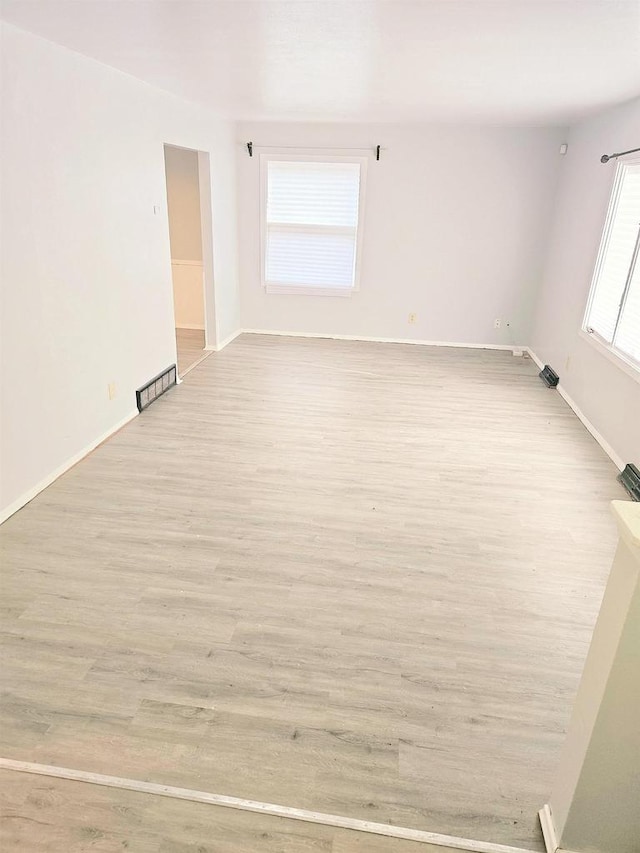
[0,23,240,520]
[530,97,640,468]
[237,122,565,345]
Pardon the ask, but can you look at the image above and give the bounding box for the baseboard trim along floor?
[0,409,138,525]
[0,758,539,853]
[241,328,527,354]
[537,804,578,853]
[526,347,624,471]
[538,805,559,853]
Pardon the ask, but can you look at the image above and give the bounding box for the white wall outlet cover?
[560,143,568,155]
[512,348,524,357]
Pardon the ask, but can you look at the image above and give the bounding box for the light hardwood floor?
[0,335,627,851]
[175,327,207,376]
[0,770,457,853]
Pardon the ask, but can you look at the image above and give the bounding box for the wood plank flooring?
[175,327,206,376]
[0,770,461,853]
[0,335,627,851]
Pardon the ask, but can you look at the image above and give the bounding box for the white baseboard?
[527,348,624,471]
[526,348,544,370]
[213,329,243,352]
[538,805,559,853]
[242,328,526,354]
[176,324,205,331]
[556,385,624,470]
[538,805,579,853]
[0,410,138,525]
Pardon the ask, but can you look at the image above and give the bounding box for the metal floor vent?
[618,463,640,502]
[539,364,560,388]
[136,365,177,412]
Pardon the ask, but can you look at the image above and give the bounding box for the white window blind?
[263,159,364,295]
[585,161,640,367]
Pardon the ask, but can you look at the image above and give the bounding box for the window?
[261,154,367,296]
[584,160,640,368]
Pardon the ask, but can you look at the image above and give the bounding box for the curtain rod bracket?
[600,145,640,163]
[247,141,253,157]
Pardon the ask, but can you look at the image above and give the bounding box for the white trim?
[0,758,537,853]
[581,160,626,333]
[0,410,138,525]
[555,386,624,470]
[582,157,640,366]
[212,329,243,352]
[578,329,640,385]
[265,285,354,298]
[170,259,204,267]
[176,323,206,331]
[538,805,559,853]
[526,348,544,370]
[197,149,218,352]
[242,329,526,353]
[537,805,579,853]
[526,348,625,471]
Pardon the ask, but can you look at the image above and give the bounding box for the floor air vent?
[136,365,177,412]
[618,464,640,501]
[539,365,559,388]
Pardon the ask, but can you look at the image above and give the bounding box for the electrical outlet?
[494,318,501,329]
[108,382,116,400]
[408,313,417,324]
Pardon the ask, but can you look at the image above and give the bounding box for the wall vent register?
[618,463,640,501]
[136,365,177,412]
[539,365,560,388]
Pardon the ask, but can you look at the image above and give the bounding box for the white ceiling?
[1,0,639,125]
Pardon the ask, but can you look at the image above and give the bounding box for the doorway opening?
[163,144,216,376]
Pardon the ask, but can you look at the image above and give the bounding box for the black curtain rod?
[246,142,381,160]
[600,146,640,163]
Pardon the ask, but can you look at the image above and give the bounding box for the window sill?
[579,328,640,385]
[264,285,354,297]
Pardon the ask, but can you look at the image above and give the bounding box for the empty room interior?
[1,2,639,853]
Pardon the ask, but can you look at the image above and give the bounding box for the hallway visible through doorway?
[164,144,210,376]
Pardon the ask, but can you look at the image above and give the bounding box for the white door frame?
[197,149,218,351]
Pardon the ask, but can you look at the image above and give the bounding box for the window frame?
[259,151,368,297]
[582,156,640,377]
